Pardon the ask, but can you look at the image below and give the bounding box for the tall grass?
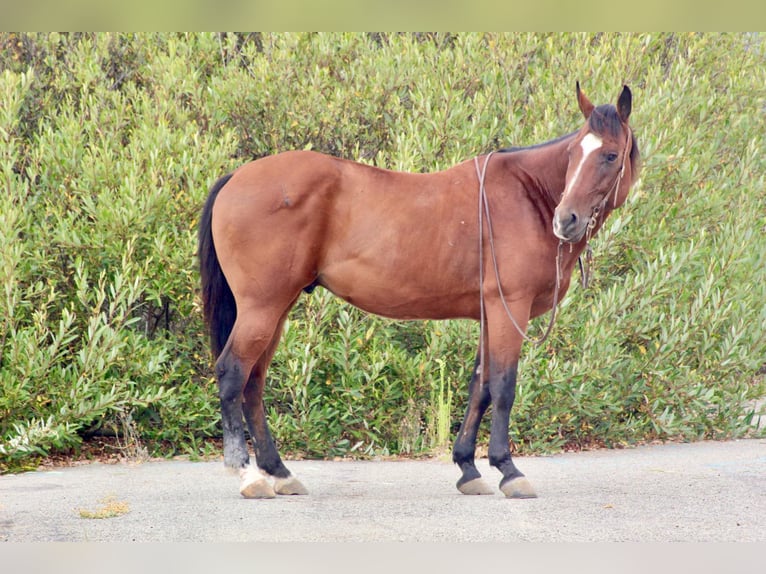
[1,33,764,472]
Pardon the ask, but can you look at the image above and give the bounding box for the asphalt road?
[1,439,764,542]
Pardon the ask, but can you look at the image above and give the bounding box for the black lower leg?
[453,357,491,487]
[454,439,485,487]
[487,365,525,485]
[246,412,290,479]
[216,356,250,469]
[243,376,290,479]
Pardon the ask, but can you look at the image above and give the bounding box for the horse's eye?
[605,152,619,163]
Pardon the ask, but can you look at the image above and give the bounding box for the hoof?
[457,477,494,495]
[240,477,276,499]
[239,466,276,499]
[274,475,308,496]
[500,476,537,499]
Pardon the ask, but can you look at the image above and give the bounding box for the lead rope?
[474,153,563,366]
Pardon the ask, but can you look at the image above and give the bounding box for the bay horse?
[198,82,639,499]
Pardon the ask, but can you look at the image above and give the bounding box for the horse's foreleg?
[452,353,494,495]
[486,363,536,498]
[485,304,537,499]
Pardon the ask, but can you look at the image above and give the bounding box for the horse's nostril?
[569,212,578,224]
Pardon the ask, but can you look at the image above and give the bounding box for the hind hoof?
[239,465,276,499]
[500,476,537,499]
[274,475,308,496]
[457,477,495,495]
[240,477,276,499]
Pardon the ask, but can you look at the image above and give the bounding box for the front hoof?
[457,477,494,495]
[500,476,537,499]
[274,475,308,496]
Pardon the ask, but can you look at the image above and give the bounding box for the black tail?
[198,173,236,358]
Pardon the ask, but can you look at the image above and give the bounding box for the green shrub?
[1,33,764,472]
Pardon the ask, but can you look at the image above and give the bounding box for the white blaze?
[563,133,603,198]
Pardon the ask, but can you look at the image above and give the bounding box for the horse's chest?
[530,273,573,319]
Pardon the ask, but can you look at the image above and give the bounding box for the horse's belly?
[318,262,478,321]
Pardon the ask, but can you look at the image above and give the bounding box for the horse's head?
[553,82,638,243]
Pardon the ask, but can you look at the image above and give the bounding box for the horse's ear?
[617,85,632,123]
[576,81,594,119]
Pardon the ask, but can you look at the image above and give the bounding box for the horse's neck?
[530,138,572,207]
[503,137,572,222]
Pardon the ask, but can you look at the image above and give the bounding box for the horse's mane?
[495,132,575,155]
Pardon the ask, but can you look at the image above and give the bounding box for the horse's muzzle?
[552,209,587,243]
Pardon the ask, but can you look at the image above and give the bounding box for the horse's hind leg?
[216,307,288,499]
[242,306,308,496]
[215,342,252,473]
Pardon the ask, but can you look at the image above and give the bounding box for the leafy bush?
[1,33,764,472]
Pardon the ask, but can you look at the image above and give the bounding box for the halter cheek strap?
[611,126,632,208]
[581,125,632,288]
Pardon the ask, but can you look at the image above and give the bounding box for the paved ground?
[1,438,764,542]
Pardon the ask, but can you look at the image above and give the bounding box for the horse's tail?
[198,173,235,359]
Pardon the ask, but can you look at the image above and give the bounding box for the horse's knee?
[489,365,517,409]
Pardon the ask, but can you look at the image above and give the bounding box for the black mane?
[496,131,575,154]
